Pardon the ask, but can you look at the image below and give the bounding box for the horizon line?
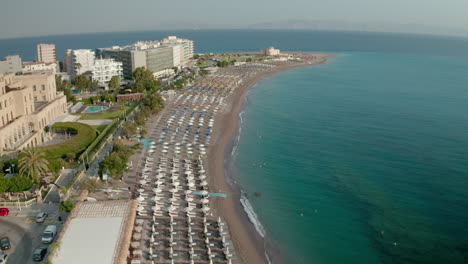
[1,28,468,41]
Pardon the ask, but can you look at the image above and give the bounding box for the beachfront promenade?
[128,54,329,264]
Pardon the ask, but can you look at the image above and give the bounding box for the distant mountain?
[247,19,468,37]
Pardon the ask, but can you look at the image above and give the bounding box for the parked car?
[41,225,57,244]
[32,247,47,261]
[36,212,48,223]
[0,253,8,263]
[0,237,10,250]
[0,208,9,216]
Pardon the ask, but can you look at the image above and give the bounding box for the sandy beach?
[206,53,337,264]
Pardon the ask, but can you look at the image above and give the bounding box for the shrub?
[59,200,75,212]
[0,174,33,193]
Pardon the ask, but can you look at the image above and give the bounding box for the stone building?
[0,71,68,155]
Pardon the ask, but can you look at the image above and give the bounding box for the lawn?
[76,105,129,120]
[37,122,97,159]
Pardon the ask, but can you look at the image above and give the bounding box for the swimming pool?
[83,106,108,113]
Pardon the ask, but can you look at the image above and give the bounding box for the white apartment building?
[0,71,67,154]
[70,49,95,78]
[92,59,123,86]
[0,55,22,75]
[97,36,194,78]
[161,36,194,65]
[37,44,57,63]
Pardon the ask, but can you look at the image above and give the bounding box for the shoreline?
[206,53,337,264]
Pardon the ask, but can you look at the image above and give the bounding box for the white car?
[0,253,8,263]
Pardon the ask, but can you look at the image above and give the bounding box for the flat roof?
[53,200,135,264]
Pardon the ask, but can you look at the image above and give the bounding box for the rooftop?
[52,200,136,264]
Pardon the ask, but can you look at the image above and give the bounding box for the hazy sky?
[1,0,468,39]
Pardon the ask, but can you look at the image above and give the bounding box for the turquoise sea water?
[230,53,468,264]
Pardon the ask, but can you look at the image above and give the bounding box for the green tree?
[142,93,164,113]
[246,58,253,62]
[132,67,158,92]
[90,80,100,91]
[108,76,120,90]
[80,178,101,193]
[122,123,137,138]
[134,111,146,126]
[73,75,90,91]
[18,148,50,184]
[99,152,125,178]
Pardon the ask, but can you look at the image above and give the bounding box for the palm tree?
[18,148,49,184]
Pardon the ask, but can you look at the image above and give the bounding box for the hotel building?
[37,44,57,63]
[0,71,67,155]
[69,49,95,78]
[92,58,123,86]
[97,36,194,79]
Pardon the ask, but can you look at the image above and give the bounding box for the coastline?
[206,53,337,264]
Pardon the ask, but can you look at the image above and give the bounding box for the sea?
[2,30,468,264]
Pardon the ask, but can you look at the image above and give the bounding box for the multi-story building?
[23,61,57,74]
[0,71,68,154]
[261,47,281,56]
[161,36,194,65]
[62,49,73,73]
[70,49,95,78]
[97,36,194,79]
[92,58,123,86]
[0,55,22,75]
[37,44,57,63]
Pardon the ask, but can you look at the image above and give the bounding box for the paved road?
[0,216,33,263]
[0,206,62,264]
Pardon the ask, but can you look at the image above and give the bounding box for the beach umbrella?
[136,196,145,202]
[173,182,180,187]
[137,188,144,193]
[199,175,207,180]
[153,188,162,193]
[201,181,208,186]
[152,205,160,211]
[200,190,209,195]
[188,182,195,187]
[185,190,192,195]
[169,197,178,203]
[137,205,144,211]
[152,196,162,201]
[184,206,194,212]
[169,188,177,193]
[202,206,210,212]
[201,198,209,204]
[168,205,177,212]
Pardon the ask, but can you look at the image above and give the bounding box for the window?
[42,85,45,90]
[42,96,46,101]
[0,102,2,109]
[33,85,36,91]
[34,96,37,102]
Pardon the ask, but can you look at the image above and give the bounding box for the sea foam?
[240,194,266,238]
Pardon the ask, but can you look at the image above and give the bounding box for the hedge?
[38,122,97,159]
[0,174,33,193]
